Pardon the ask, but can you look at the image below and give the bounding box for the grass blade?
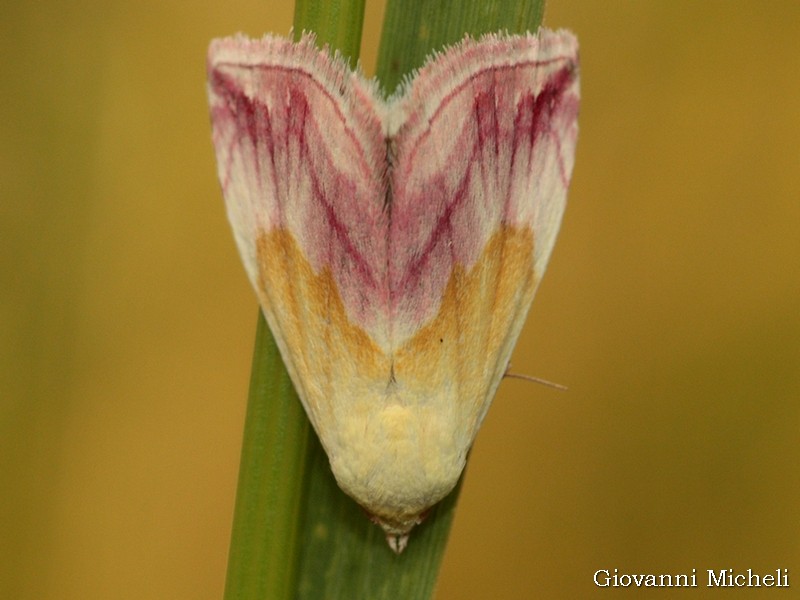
[223,315,312,600]
[377,0,545,92]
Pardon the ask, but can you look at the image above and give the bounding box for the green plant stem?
[377,0,545,92]
[223,315,311,600]
[293,0,366,61]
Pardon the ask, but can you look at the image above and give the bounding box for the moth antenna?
[504,368,568,391]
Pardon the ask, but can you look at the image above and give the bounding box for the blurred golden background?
[2,1,798,598]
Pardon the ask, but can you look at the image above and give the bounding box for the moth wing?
[389,30,580,442]
[207,30,581,541]
[207,35,392,434]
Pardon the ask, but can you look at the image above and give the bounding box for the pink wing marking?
[207,35,391,339]
[208,31,579,351]
[388,31,579,344]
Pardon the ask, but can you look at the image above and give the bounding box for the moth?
[207,28,579,552]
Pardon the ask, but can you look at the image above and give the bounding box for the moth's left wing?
[388,30,580,438]
[207,35,392,432]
